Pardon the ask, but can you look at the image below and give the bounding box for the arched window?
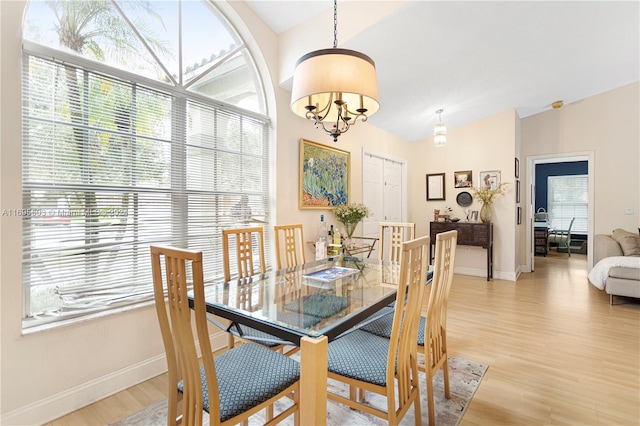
[21,0,270,330]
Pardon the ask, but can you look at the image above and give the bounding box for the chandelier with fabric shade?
[434,109,447,147]
[290,0,379,143]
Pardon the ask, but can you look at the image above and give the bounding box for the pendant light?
[290,0,379,143]
[434,109,446,147]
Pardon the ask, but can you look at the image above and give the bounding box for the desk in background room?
[534,221,551,256]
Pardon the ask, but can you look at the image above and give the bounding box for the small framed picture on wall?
[479,170,501,190]
[426,173,446,201]
[517,206,522,225]
[454,170,472,188]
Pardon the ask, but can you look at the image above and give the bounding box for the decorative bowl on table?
[450,218,460,223]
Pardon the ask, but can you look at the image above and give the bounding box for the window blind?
[547,175,588,235]
[22,53,270,329]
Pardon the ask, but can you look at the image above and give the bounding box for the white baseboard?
[454,266,517,281]
[1,333,227,425]
[1,354,167,426]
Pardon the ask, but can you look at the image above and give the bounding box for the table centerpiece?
[332,202,372,248]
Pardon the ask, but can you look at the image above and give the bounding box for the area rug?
[110,354,487,426]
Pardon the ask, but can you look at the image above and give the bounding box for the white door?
[383,160,403,222]
[362,154,383,238]
[362,152,407,258]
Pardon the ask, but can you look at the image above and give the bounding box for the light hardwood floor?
[46,251,640,425]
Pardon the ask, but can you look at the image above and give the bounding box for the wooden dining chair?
[150,245,300,426]
[274,224,306,269]
[379,222,416,262]
[221,227,296,353]
[325,236,430,425]
[222,227,275,346]
[422,229,457,425]
[222,226,266,283]
[358,229,458,424]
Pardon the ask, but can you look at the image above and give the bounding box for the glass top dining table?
[194,255,406,425]
[199,256,403,346]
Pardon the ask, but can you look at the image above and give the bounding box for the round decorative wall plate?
[456,191,473,207]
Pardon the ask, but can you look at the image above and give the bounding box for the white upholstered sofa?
[588,228,640,304]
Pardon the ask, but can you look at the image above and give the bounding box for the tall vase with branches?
[470,183,509,223]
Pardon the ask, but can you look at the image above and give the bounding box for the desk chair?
[325,236,430,425]
[548,217,575,256]
[274,224,306,269]
[379,222,416,262]
[150,246,300,426]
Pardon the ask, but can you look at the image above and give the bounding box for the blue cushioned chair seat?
[235,325,288,347]
[284,294,347,318]
[360,310,426,347]
[276,310,322,328]
[177,343,299,422]
[327,329,391,387]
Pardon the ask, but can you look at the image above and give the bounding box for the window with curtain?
[547,175,588,235]
[21,0,270,330]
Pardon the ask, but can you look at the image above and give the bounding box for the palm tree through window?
[21,0,269,329]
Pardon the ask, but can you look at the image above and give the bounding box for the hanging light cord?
[333,0,338,48]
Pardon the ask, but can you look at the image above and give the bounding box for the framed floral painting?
[299,139,350,209]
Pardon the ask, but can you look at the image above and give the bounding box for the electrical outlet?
[624,206,634,215]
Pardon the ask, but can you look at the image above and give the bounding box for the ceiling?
[245,1,639,142]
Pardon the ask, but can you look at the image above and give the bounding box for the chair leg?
[412,386,421,426]
[167,391,182,426]
[266,404,274,421]
[443,356,451,399]
[426,370,436,426]
[293,386,300,426]
[227,333,235,349]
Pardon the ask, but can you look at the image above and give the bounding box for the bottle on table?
[315,214,327,260]
[333,228,341,255]
[328,225,336,256]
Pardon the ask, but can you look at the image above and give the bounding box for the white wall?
[410,109,519,280]
[521,82,640,236]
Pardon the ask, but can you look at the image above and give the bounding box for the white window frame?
[21,2,270,331]
[547,174,588,235]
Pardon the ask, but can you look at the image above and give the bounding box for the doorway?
[526,152,594,272]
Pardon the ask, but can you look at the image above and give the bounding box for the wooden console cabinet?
[430,221,493,281]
